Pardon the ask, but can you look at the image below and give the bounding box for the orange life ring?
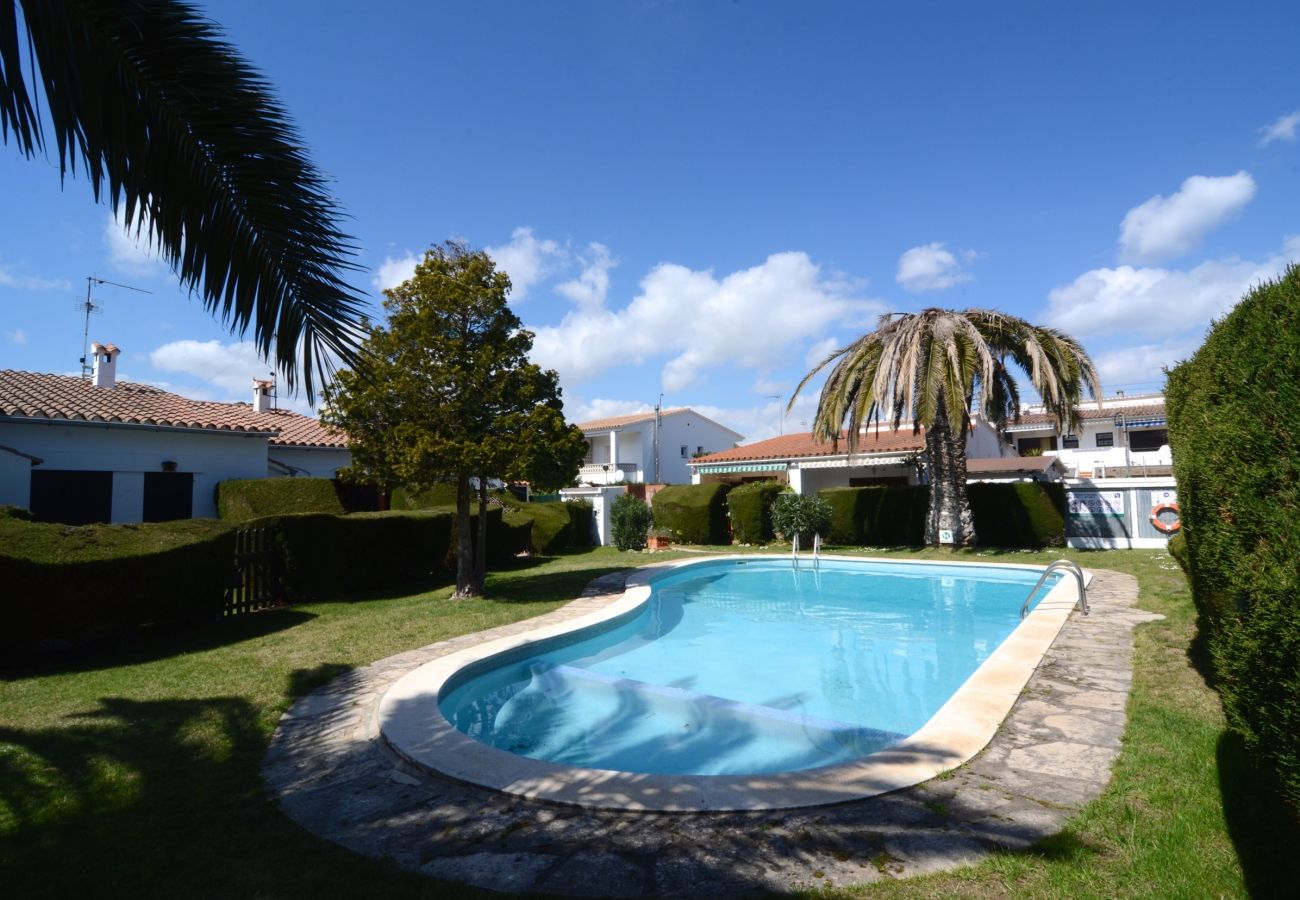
[1150,501,1181,534]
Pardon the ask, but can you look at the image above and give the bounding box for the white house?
[689,418,1014,492]
[1002,393,1170,478]
[575,407,743,486]
[0,343,349,524]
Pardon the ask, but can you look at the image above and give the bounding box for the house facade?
[576,407,743,485]
[1002,393,1170,478]
[0,344,348,524]
[689,418,1013,491]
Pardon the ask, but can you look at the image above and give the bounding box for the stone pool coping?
[265,563,1160,894]
[378,554,1091,812]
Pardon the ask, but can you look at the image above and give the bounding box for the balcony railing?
[578,463,641,485]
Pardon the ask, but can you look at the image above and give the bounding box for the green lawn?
[1,545,1296,897]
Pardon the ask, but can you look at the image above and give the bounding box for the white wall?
[0,449,32,508]
[558,485,628,545]
[268,446,351,478]
[656,413,741,484]
[0,420,270,520]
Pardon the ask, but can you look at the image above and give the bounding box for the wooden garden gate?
[224,525,283,616]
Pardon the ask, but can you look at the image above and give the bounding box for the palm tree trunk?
[453,475,480,598]
[924,411,977,548]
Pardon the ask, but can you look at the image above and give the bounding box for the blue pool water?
[440,558,1056,776]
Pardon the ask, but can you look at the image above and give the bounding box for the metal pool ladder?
[791,533,823,568]
[1020,559,1088,618]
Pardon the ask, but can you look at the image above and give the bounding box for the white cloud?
[530,251,883,393]
[1091,338,1199,394]
[895,242,976,292]
[0,265,70,292]
[556,243,616,309]
[150,339,271,399]
[804,336,841,370]
[1045,235,1300,339]
[372,252,418,292]
[104,209,166,277]
[569,398,654,424]
[5,329,28,345]
[485,227,565,302]
[1118,172,1256,264]
[1260,110,1300,146]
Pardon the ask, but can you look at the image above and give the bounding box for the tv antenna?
[77,275,152,377]
[765,394,785,434]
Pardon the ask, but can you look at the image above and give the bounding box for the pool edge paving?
[264,565,1159,896]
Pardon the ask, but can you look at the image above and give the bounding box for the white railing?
[577,463,641,485]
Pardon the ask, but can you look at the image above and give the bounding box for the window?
[30,470,113,524]
[1062,435,1079,449]
[1017,435,1057,456]
[1096,432,1114,447]
[680,445,688,458]
[1129,429,1168,452]
[696,445,704,456]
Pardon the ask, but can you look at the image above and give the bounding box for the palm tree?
[0,0,365,395]
[792,308,1101,547]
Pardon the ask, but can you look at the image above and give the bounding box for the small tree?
[323,242,587,598]
[611,494,653,551]
[770,493,832,545]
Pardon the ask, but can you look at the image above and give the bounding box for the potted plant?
[646,528,674,551]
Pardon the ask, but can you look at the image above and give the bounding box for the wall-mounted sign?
[1068,490,1126,517]
[939,528,954,544]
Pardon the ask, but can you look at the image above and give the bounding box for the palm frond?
[2,0,366,395]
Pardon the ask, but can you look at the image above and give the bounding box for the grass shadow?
[1216,729,1300,898]
[0,668,489,898]
[488,565,631,605]
[1,606,318,682]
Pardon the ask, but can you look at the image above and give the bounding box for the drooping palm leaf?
[0,0,366,394]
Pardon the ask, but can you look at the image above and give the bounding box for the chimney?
[90,342,120,388]
[252,378,274,413]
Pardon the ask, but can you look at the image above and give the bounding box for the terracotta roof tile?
[693,428,925,464]
[0,370,346,448]
[577,407,744,439]
[1012,402,1166,429]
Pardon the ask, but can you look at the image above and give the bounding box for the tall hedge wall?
[967,482,1066,548]
[814,482,1063,548]
[652,483,733,544]
[726,482,787,544]
[0,515,235,659]
[217,477,344,521]
[1166,263,1300,809]
[816,486,928,546]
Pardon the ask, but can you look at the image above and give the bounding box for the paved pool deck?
[264,566,1159,896]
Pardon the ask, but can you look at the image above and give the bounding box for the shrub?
[1166,263,1300,810]
[726,481,787,544]
[771,493,833,544]
[967,482,1066,547]
[0,517,235,659]
[564,499,594,547]
[217,477,344,521]
[651,483,733,545]
[816,486,928,546]
[611,493,652,551]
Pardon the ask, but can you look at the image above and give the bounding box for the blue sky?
[3,1,1299,441]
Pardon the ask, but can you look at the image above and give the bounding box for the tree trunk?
[453,475,480,599]
[924,410,977,548]
[473,477,489,594]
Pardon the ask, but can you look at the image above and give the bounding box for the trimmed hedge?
[817,486,928,546]
[652,483,733,545]
[564,500,594,548]
[1166,263,1300,810]
[967,482,1066,548]
[262,509,455,601]
[217,477,344,522]
[390,482,461,510]
[726,481,787,544]
[0,516,235,658]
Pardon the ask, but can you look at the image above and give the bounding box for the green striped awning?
[695,462,788,474]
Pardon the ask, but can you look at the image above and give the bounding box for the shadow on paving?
[1216,730,1300,899]
[0,679,494,899]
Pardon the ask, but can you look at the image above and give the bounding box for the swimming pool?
[379,555,1088,810]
